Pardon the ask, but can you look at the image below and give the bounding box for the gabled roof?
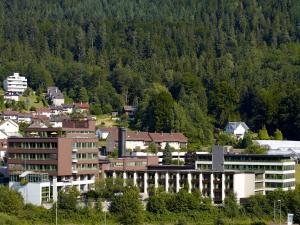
[2,110,19,116]
[149,132,188,143]
[99,127,119,141]
[226,122,249,130]
[127,131,151,141]
[0,119,19,127]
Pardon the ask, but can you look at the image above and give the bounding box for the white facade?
[126,140,148,151]
[3,73,27,94]
[233,173,255,201]
[105,170,261,204]
[9,181,51,206]
[10,174,96,206]
[4,94,19,102]
[0,120,19,136]
[52,98,64,106]
[160,141,182,150]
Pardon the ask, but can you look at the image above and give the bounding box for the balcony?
[72,158,78,163]
[72,148,78,152]
[72,169,78,174]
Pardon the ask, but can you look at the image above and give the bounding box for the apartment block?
[3,73,27,95]
[193,146,295,193]
[7,119,98,205]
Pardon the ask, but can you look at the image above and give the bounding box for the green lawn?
[296,164,300,185]
[96,114,118,127]
[20,93,45,110]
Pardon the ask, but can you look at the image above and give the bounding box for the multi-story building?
[100,157,265,204]
[3,73,27,95]
[7,119,98,205]
[193,146,295,193]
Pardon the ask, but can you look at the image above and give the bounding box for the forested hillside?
[1,0,300,144]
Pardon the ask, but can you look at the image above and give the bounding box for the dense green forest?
[1,0,300,144]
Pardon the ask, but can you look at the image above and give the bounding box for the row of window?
[72,142,97,149]
[9,142,57,149]
[73,164,98,170]
[8,164,57,171]
[10,173,49,183]
[76,153,98,160]
[224,164,295,171]
[265,173,295,180]
[110,161,147,167]
[9,153,57,160]
[266,181,295,188]
[67,131,94,134]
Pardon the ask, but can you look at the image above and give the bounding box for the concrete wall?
[233,173,255,202]
[9,181,50,206]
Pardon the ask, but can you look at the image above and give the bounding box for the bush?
[0,186,24,216]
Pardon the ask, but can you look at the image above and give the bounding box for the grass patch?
[96,114,118,127]
[20,93,45,110]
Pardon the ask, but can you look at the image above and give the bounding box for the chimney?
[118,127,126,158]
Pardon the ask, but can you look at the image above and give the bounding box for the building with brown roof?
[98,127,188,152]
[149,132,188,149]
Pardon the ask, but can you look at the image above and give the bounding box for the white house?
[4,92,19,102]
[0,119,19,136]
[3,72,27,95]
[225,122,249,139]
[47,87,64,106]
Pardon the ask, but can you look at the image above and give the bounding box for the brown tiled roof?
[100,127,118,142]
[35,107,51,113]
[74,102,89,109]
[126,131,151,141]
[149,132,188,143]
[3,110,19,116]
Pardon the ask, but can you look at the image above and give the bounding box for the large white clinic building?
[195,146,295,193]
[3,72,28,95]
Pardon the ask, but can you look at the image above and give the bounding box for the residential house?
[149,132,188,150]
[225,122,249,139]
[1,111,32,124]
[0,119,19,136]
[74,103,89,113]
[47,86,64,106]
[34,107,52,118]
[4,92,19,102]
